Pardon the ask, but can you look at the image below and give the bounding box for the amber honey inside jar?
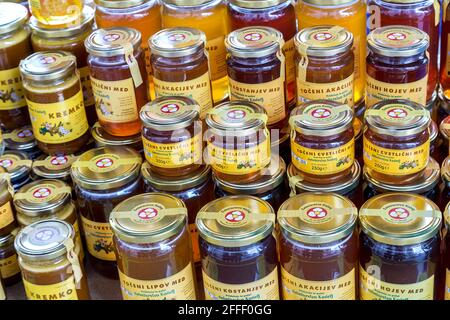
[196,195,279,300]
[149,27,213,119]
[85,27,149,137]
[205,100,271,184]
[290,100,354,185]
[443,202,450,300]
[363,99,431,184]
[294,25,354,108]
[91,122,143,154]
[0,151,32,191]
[71,146,143,278]
[19,51,90,155]
[110,193,197,300]
[28,0,83,26]
[140,96,203,177]
[0,228,20,286]
[14,220,90,300]
[0,3,33,131]
[4,126,41,160]
[31,154,77,183]
[359,193,441,300]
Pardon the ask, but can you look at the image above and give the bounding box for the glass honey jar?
[440,116,450,161]
[31,154,77,184]
[439,156,450,212]
[29,6,97,127]
[142,163,214,264]
[91,123,143,154]
[359,193,441,300]
[290,100,354,185]
[363,99,431,184]
[3,126,42,160]
[161,0,230,104]
[19,51,90,155]
[0,3,32,131]
[149,27,213,119]
[296,0,366,108]
[140,96,203,177]
[225,26,288,130]
[0,151,32,191]
[15,220,90,300]
[353,117,363,168]
[294,25,354,108]
[442,1,450,102]
[205,101,271,184]
[28,0,83,26]
[443,201,450,300]
[196,195,279,300]
[110,193,197,300]
[71,146,143,278]
[85,27,149,137]
[366,26,429,108]
[0,228,20,286]
[228,0,297,107]
[278,192,358,300]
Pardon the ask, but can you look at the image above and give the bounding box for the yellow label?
[80,215,115,261]
[206,36,227,81]
[189,223,200,263]
[359,266,434,300]
[0,281,4,300]
[0,67,26,110]
[143,133,202,169]
[0,202,14,229]
[283,37,296,102]
[291,138,354,175]
[78,66,94,107]
[296,74,354,108]
[434,0,440,26]
[203,266,279,300]
[24,276,79,300]
[207,138,271,175]
[0,254,20,279]
[281,267,355,300]
[91,77,138,124]
[27,90,89,144]
[154,72,213,119]
[119,262,196,300]
[229,76,286,125]
[366,75,428,108]
[363,137,429,175]
[445,269,450,300]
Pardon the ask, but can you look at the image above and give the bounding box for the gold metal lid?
[229,0,290,9]
[364,157,440,194]
[445,201,450,229]
[29,6,95,38]
[140,96,200,131]
[19,51,77,82]
[301,0,358,6]
[294,25,353,57]
[429,120,438,143]
[368,25,429,57]
[149,27,206,58]
[85,27,142,57]
[439,115,450,141]
[225,26,283,59]
[141,162,211,191]
[441,156,450,184]
[71,146,142,190]
[0,151,32,181]
[162,0,216,6]
[32,154,77,180]
[91,123,142,148]
[278,192,357,244]
[0,2,28,35]
[14,220,75,261]
[110,193,187,244]
[95,0,153,8]
[14,179,72,217]
[196,195,275,247]
[0,227,19,248]
[205,101,268,136]
[213,155,286,194]
[359,193,441,246]
[3,126,37,151]
[290,100,353,137]
[365,99,430,136]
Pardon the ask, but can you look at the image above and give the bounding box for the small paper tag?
[123,43,144,88]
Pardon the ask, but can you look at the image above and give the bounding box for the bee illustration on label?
[93,239,114,255]
[0,88,20,103]
[96,98,113,116]
[39,122,72,137]
[399,160,418,170]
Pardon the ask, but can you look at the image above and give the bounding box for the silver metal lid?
[149,27,206,58]
[85,27,142,57]
[0,150,31,181]
[0,3,28,35]
[4,126,37,151]
[31,154,77,180]
[19,51,77,82]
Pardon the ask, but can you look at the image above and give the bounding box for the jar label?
[203,266,279,300]
[189,223,201,263]
[366,75,428,108]
[283,37,296,103]
[91,77,139,124]
[27,90,89,144]
[154,72,213,119]
[296,73,354,108]
[80,215,116,261]
[23,275,79,300]
[434,0,440,26]
[142,133,202,169]
[78,67,94,107]
[73,219,84,262]
[445,269,450,300]
[359,265,434,300]
[207,134,271,175]
[206,35,227,81]
[228,76,286,125]
[291,138,354,175]
[0,67,26,110]
[281,267,356,300]
[0,201,14,229]
[118,262,196,300]
[0,253,20,279]
[0,282,4,300]
[363,137,429,175]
